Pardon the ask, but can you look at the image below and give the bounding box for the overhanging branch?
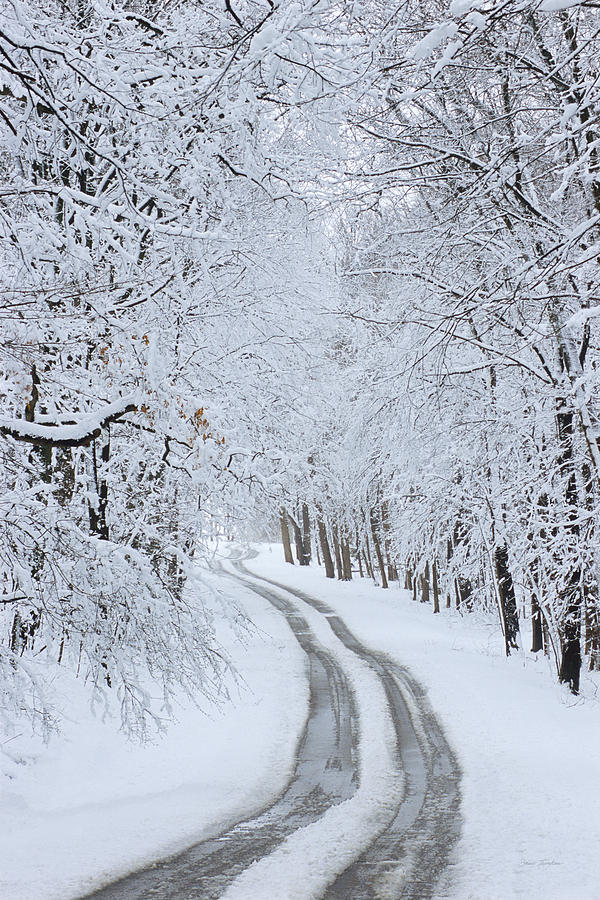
[0,398,137,448]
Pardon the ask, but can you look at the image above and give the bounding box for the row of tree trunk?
[279,483,600,696]
[280,502,399,585]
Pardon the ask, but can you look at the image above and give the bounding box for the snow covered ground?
[245,545,600,900]
[3,543,600,900]
[0,565,308,900]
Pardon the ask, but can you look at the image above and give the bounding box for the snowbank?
[0,567,308,900]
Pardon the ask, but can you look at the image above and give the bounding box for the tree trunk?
[529,501,547,654]
[89,426,110,540]
[494,544,520,655]
[445,537,453,607]
[87,426,111,685]
[531,594,544,653]
[289,512,304,565]
[281,508,294,565]
[301,502,311,566]
[370,508,388,589]
[559,599,582,694]
[420,561,430,605]
[318,519,335,579]
[356,530,364,578]
[332,523,344,580]
[363,548,373,579]
[10,610,22,656]
[341,534,352,581]
[55,447,75,506]
[585,598,600,671]
[556,405,582,694]
[381,501,397,581]
[581,464,600,670]
[364,531,375,580]
[432,560,440,614]
[455,576,472,610]
[23,364,50,651]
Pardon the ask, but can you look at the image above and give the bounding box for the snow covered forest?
[2,0,600,742]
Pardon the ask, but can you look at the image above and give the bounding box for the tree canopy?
[2,0,600,735]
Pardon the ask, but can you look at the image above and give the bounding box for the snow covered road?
[82,558,460,900]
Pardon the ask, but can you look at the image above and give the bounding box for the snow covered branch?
[0,398,137,447]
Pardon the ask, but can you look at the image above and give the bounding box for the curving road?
[82,560,461,900]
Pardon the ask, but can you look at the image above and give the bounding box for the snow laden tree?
[315,0,600,692]
[0,0,358,734]
[0,0,237,736]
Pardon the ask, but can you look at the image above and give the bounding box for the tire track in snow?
[82,566,360,900]
[83,558,461,900]
[237,562,462,900]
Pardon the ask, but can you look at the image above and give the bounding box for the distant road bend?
[84,559,461,900]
